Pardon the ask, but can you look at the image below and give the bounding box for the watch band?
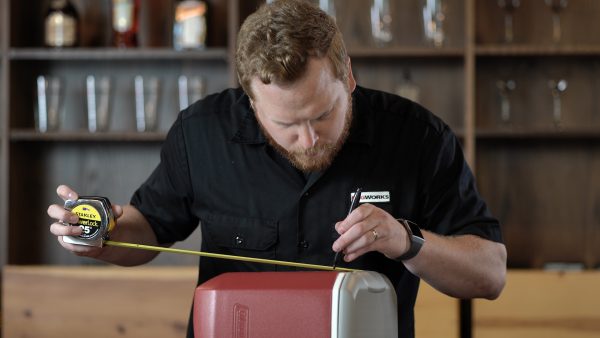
[394,218,425,261]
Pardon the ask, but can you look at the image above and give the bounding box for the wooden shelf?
[476,44,600,57]
[10,129,166,142]
[9,48,229,61]
[476,128,600,140]
[348,46,464,58]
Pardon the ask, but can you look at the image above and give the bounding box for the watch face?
[402,219,424,239]
[394,218,425,261]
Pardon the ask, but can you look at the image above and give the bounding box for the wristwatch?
[394,219,425,261]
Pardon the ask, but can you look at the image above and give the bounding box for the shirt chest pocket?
[202,212,278,256]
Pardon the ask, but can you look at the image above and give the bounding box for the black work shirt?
[131,86,502,338]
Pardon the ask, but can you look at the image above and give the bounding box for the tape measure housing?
[63,196,115,247]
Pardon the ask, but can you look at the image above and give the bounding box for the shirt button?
[299,240,309,249]
[235,236,245,246]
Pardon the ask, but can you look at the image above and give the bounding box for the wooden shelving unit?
[1,0,598,337]
[475,0,600,270]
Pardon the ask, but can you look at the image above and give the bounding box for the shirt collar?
[230,93,267,144]
[347,86,375,146]
[231,86,375,147]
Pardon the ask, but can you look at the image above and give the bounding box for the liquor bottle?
[112,0,140,48]
[173,1,207,50]
[44,0,79,48]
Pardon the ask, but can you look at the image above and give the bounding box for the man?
[48,0,506,336]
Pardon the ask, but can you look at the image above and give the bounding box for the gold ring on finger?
[371,229,379,241]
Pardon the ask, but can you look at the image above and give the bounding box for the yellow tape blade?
[104,240,358,272]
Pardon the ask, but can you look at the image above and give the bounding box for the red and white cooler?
[193,270,398,338]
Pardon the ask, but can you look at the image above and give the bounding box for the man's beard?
[259,97,353,173]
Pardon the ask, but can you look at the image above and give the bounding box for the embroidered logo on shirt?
[351,191,391,203]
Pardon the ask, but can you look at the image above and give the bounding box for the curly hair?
[236,0,349,99]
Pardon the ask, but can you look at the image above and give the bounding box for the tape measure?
[63,197,357,272]
[63,196,115,247]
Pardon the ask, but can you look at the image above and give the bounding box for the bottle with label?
[112,0,140,48]
[44,0,79,48]
[173,1,207,50]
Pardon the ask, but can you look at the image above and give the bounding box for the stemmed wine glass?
[497,0,520,43]
[545,0,568,43]
[548,79,567,128]
[496,79,516,124]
